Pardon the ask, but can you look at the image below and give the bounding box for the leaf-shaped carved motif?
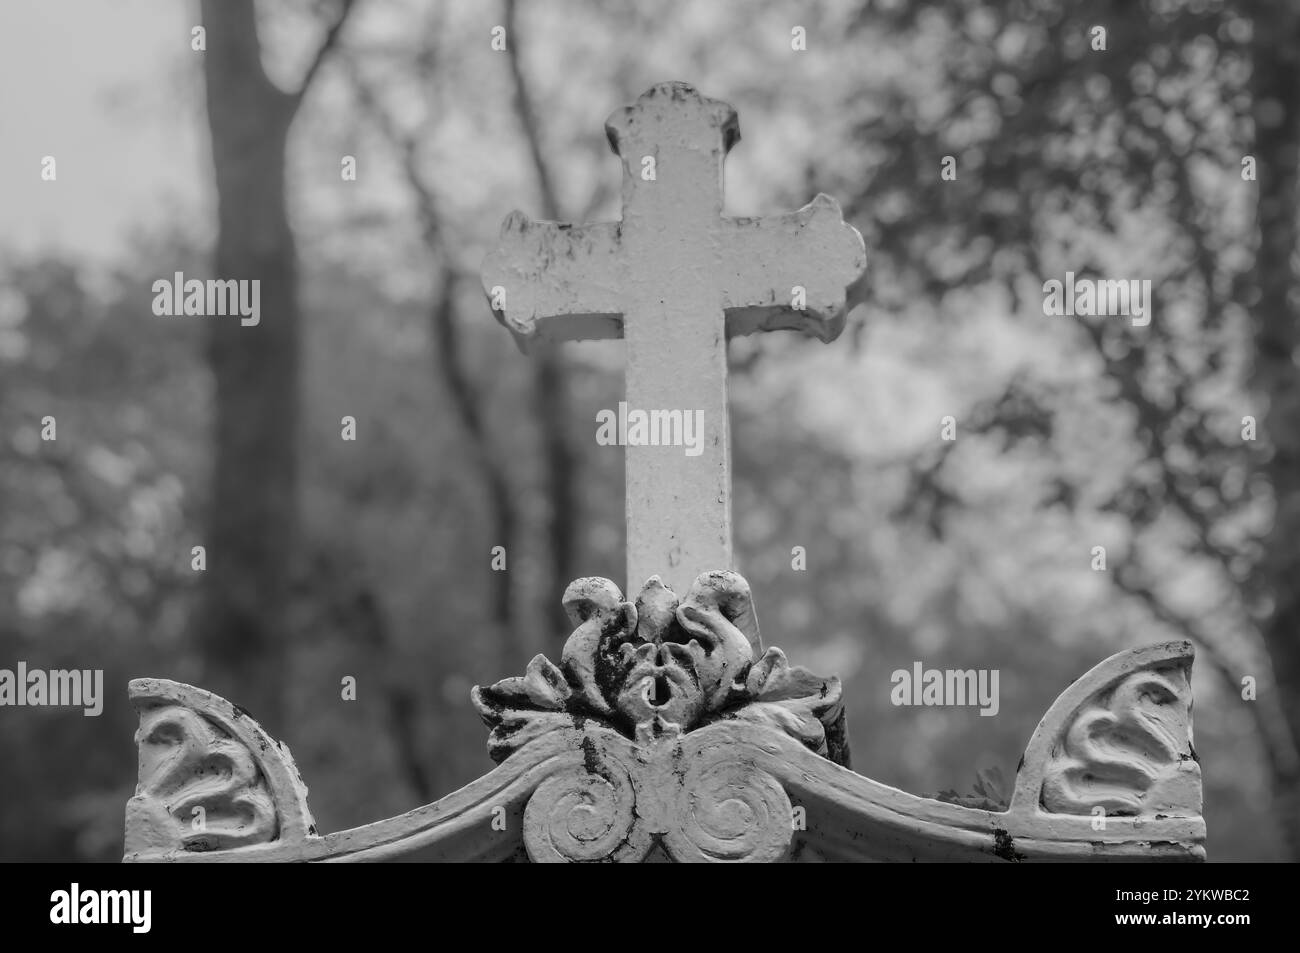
[472,571,848,764]
[125,680,314,858]
[728,649,849,765]
[132,706,279,851]
[1041,662,1199,817]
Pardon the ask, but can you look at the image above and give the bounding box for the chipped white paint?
[482,82,866,593]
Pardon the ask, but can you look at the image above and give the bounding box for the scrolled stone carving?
[1041,660,1199,817]
[124,679,315,859]
[472,571,848,765]
[522,743,649,863]
[1007,641,1202,824]
[130,704,278,852]
[663,750,793,863]
[123,615,1204,862]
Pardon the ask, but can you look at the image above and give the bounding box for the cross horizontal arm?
[482,211,624,349]
[719,193,866,342]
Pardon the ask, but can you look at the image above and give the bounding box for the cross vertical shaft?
[617,85,735,591]
[621,280,731,593]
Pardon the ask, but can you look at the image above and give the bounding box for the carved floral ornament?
[472,571,849,766]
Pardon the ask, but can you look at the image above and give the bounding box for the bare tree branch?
[293,0,359,108]
[346,62,524,671]
[503,0,560,220]
[503,0,579,642]
[1112,563,1300,781]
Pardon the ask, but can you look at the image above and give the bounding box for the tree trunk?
[197,0,300,730]
[532,349,578,640]
[503,0,581,644]
[1250,4,1300,860]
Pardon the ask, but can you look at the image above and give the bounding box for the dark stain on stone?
[580,736,601,776]
[671,744,685,780]
[992,828,1023,862]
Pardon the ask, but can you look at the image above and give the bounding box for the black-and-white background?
[0,0,1295,863]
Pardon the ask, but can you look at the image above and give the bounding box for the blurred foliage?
[929,765,1013,813]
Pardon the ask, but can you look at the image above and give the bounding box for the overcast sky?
[0,1,204,259]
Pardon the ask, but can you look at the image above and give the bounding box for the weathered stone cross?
[483,82,865,593]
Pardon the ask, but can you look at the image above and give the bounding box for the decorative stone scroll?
[124,679,315,858]
[1015,642,1201,821]
[124,574,1204,863]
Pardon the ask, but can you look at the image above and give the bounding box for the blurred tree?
[846,0,1300,857]
[1249,2,1300,852]
[196,0,357,728]
[343,56,528,674]
[504,0,580,645]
